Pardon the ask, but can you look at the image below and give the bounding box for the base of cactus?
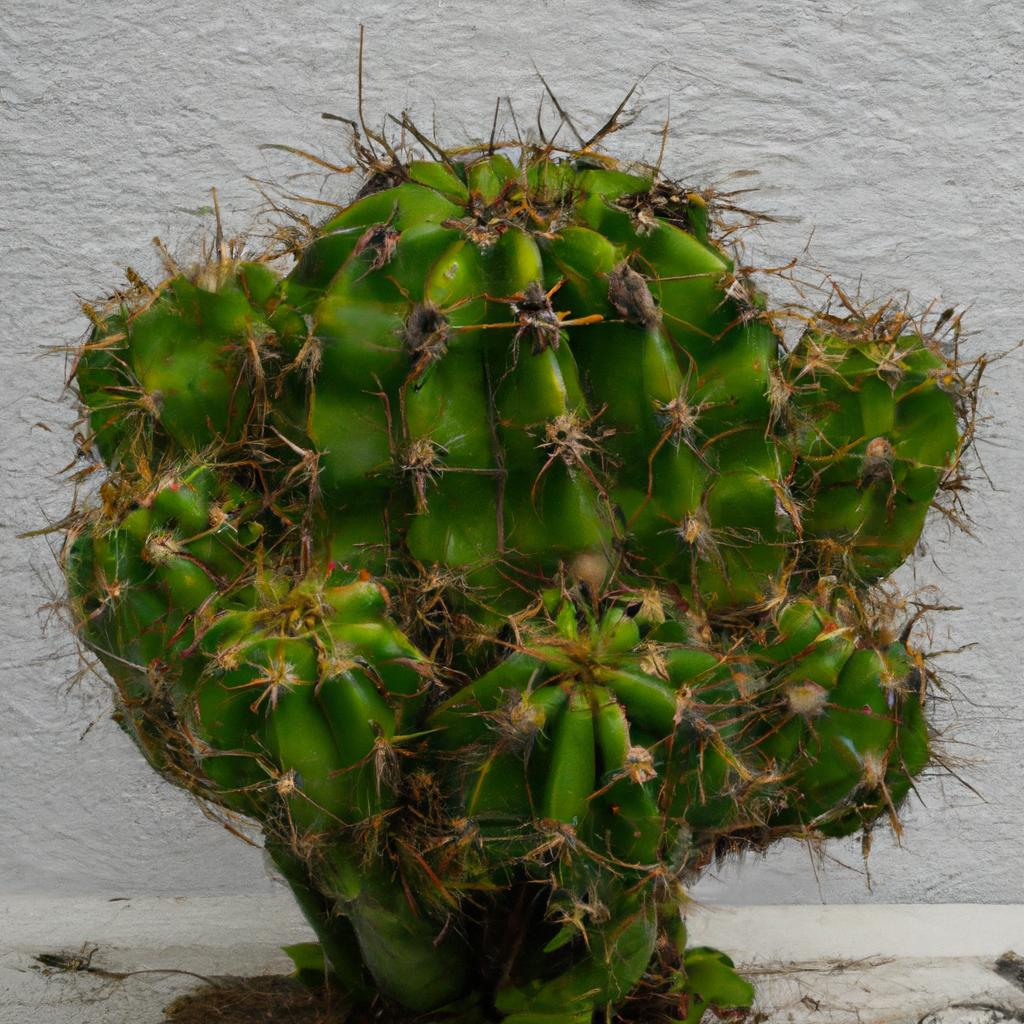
[166,962,754,1024]
[265,840,754,1023]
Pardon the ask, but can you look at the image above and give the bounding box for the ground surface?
[3,897,1024,1024]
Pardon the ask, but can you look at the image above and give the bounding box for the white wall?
[3,0,1021,904]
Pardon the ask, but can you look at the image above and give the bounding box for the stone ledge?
[2,896,1022,1024]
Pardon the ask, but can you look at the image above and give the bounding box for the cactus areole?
[62,114,974,1023]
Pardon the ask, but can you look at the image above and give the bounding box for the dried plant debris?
[996,952,1024,993]
[33,943,223,989]
[919,1005,1024,1024]
[34,944,101,975]
[164,976,351,1024]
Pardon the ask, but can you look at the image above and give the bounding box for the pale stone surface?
[2,0,1022,907]
[3,898,1024,1024]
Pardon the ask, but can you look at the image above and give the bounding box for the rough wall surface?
[2,0,1021,903]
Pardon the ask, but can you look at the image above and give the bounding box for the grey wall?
[3,0,1022,904]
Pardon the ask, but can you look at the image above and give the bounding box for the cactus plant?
[60,104,975,1023]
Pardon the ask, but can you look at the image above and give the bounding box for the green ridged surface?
[62,141,968,1023]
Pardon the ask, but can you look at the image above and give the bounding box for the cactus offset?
[60,112,976,1023]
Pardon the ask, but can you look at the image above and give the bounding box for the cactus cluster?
[61,118,974,1023]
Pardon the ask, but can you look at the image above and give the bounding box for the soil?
[163,976,352,1023]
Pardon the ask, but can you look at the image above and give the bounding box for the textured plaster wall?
[2,0,1022,905]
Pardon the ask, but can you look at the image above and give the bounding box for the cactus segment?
[61,131,973,1023]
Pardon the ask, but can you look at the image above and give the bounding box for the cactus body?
[62,134,969,1022]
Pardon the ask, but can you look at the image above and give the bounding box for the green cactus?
[61,121,973,1024]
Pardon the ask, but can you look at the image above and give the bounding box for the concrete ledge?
[685,902,1024,960]
[2,896,1023,1023]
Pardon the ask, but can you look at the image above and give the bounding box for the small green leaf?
[501,1010,593,1024]
[541,924,577,953]
[682,946,755,1009]
[281,942,327,987]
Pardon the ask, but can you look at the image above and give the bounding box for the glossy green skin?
[75,264,279,470]
[68,149,960,1021]
[78,154,959,626]
[786,333,960,581]
[69,469,928,1018]
[276,157,786,618]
